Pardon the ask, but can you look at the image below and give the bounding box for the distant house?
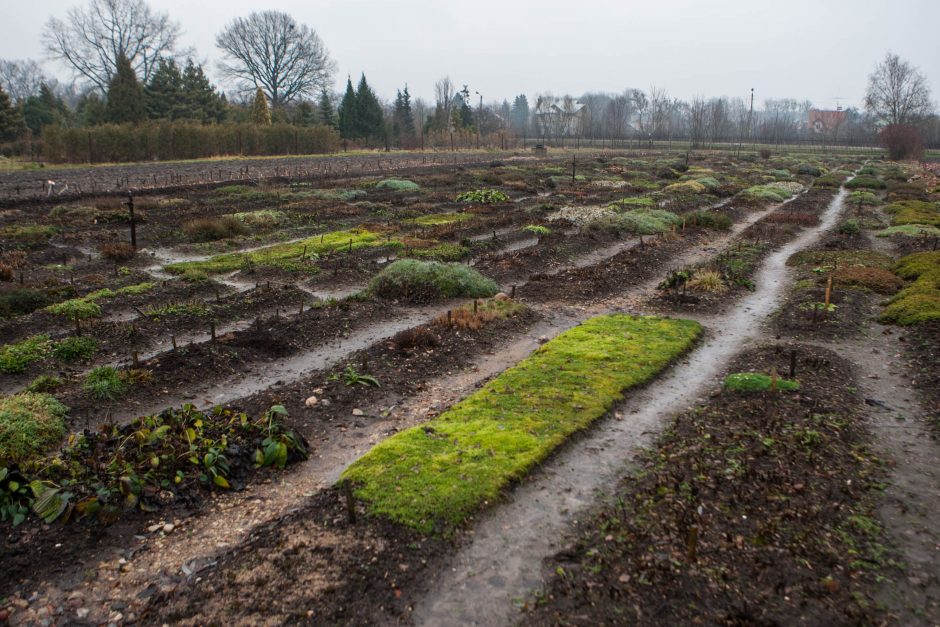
[534,97,585,136]
[808,109,847,133]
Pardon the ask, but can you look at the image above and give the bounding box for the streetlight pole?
[475,91,483,150]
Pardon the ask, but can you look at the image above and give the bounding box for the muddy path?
[409,185,853,625]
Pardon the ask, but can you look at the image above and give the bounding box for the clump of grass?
[183,216,248,242]
[166,228,385,275]
[612,196,656,209]
[312,189,367,202]
[663,180,707,195]
[686,270,728,293]
[847,191,880,206]
[83,366,130,401]
[100,242,136,264]
[787,250,894,270]
[724,372,800,392]
[0,392,68,465]
[52,336,98,362]
[797,163,822,176]
[433,297,524,330]
[880,251,940,325]
[341,315,701,531]
[116,282,155,296]
[368,259,498,303]
[376,179,420,192]
[0,335,52,373]
[524,224,551,236]
[594,208,682,235]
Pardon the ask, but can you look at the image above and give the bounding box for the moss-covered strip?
[341,314,702,531]
[164,228,387,275]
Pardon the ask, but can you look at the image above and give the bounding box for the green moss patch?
[0,393,68,465]
[885,200,940,227]
[165,228,386,275]
[341,314,702,532]
[881,251,940,325]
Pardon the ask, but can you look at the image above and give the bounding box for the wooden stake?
[687,525,698,562]
[511,285,516,298]
[132,351,139,367]
[789,349,797,379]
[171,335,177,351]
[343,480,357,524]
[770,368,778,393]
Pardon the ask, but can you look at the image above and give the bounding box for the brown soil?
[524,344,888,626]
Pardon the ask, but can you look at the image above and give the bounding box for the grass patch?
[833,267,904,294]
[376,179,420,192]
[165,228,385,275]
[52,336,98,362]
[881,251,940,325]
[687,210,733,230]
[0,393,68,465]
[183,217,248,242]
[590,208,681,235]
[611,196,656,209]
[875,224,940,238]
[368,259,497,303]
[83,366,130,401]
[456,189,510,204]
[845,176,887,190]
[1,225,59,244]
[231,210,287,229]
[724,372,800,392]
[0,335,52,373]
[341,314,701,532]
[407,243,472,262]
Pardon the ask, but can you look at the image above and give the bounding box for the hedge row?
[41,122,340,164]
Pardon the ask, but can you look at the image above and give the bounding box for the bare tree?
[0,59,47,103]
[216,10,335,107]
[648,87,672,139]
[433,77,456,126]
[865,53,933,126]
[688,96,708,148]
[43,0,181,93]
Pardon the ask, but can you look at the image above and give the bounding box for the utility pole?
[747,87,755,148]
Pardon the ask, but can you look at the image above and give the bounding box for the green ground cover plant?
[456,189,510,203]
[341,314,701,532]
[414,212,475,227]
[165,228,386,275]
[367,259,497,303]
[884,200,939,227]
[0,335,52,373]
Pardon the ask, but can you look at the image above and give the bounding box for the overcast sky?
[2,0,938,110]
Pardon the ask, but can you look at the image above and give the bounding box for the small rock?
[494,292,510,301]
[352,408,364,417]
[75,608,90,620]
[304,395,318,407]
[537,335,549,344]
[147,523,162,533]
[320,399,331,407]
[162,523,175,534]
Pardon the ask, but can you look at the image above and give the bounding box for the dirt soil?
[524,344,889,626]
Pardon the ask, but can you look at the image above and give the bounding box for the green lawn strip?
[164,228,388,275]
[341,314,702,532]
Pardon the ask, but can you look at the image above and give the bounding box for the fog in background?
[1,0,938,107]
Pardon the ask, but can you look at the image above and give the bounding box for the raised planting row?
[524,343,889,625]
[341,314,702,532]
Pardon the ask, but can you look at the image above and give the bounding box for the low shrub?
[376,179,420,192]
[433,297,525,330]
[183,216,248,242]
[0,288,56,318]
[0,393,68,465]
[232,210,287,229]
[724,372,800,392]
[408,243,472,262]
[368,259,498,303]
[847,191,880,206]
[1,225,59,244]
[687,210,733,230]
[836,219,861,235]
[797,164,822,177]
[814,174,846,188]
[845,176,886,190]
[875,224,940,238]
[100,242,136,264]
[391,326,440,353]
